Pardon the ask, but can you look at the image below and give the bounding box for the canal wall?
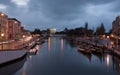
[0,50,27,65]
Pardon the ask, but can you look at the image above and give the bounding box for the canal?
[1,36,120,75]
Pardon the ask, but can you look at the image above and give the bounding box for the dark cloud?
[0,0,11,5]
[0,0,120,31]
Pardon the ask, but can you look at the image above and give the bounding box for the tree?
[96,26,100,35]
[108,29,112,34]
[31,28,41,35]
[86,29,93,36]
[85,22,88,35]
[64,28,68,33]
[100,23,105,35]
[95,23,106,35]
[85,22,88,31]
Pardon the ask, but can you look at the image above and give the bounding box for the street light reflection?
[106,54,110,68]
[22,62,27,75]
[48,37,51,52]
[61,38,64,51]
[61,38,64,57]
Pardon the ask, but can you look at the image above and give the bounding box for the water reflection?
[60,38,64,51]
[106,54,110,68]
[61,38,64,56]
[22,62,27,75]
[47,37,51,52]
[0,55,26,75]
[78,51,92,62]
[113,55,120,74]
[93,53,103,62]
[14,37,120,75]
[28,55,32,63]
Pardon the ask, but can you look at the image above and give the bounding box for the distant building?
[0,12,8,41]
[112,16,120,36]
[48,28,56,34]
[8,18,21,40]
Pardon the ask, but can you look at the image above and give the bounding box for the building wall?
[112,16,120,36]
[0,12,26,41]
[8,20,14,40]
[8,18,21,40]
[0,12,8,41]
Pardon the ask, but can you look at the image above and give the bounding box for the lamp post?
[1,33,4,50]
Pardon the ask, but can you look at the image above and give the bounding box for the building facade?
[0,12,8,41]
[112,16,120,36]
[8,18,21,40]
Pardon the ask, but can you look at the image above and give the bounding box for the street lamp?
[1,13,4,16]
[1,33,4,50]
[111,34,114,37]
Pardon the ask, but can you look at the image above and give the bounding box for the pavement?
[0,36,35,50]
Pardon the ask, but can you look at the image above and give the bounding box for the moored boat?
[78,46,91,55]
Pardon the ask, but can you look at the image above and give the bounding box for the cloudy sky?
[0,0,120,31]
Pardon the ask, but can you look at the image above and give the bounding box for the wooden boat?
[28,45,39,55]
[78,47,91,55]
[78,47,85,52]
[78,50,92,62]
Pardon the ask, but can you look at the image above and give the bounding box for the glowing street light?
[1,33,4,50]
[23,35,25,48]
[1,13,4,16]
[107,36,109,39]
[14,21,17,24]
[111,34,114,37]
[1,33,4,37]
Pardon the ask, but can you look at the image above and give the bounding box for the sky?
[0,0,120,31]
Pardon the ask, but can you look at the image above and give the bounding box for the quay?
[0,35,46,65]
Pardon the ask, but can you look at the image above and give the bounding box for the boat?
[78,47,85,52]
[27,45,39,55]
[78,46,92,62]
[78,46,91,55]
[90,45,103,54]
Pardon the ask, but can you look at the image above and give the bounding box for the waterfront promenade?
[0,36,38,65]
[0,36,35,50]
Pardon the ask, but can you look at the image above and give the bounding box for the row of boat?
[27,37,45,55]
[78,44,103,55]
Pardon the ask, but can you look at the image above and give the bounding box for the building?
[0,12,30,41]
[112,16,120,36]
[8,18,21,40]
[48,28,56,34]
[0,12,8,41]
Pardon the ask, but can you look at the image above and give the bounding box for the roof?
[8,18,21,23]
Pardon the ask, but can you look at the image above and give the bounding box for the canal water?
[1,36,120,75]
